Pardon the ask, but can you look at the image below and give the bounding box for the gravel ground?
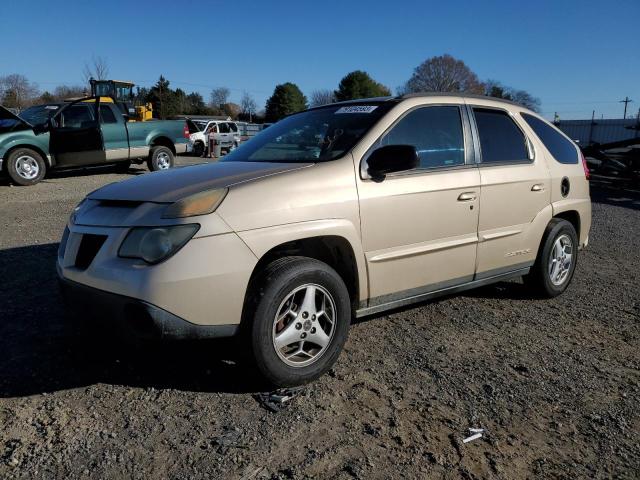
[0,159,638,479]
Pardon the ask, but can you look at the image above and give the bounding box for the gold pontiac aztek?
[58,94,591,386]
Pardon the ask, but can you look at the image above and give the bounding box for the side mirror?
[367,145,419,182]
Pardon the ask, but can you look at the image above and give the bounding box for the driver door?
[50,101,105,166]
[357,103,481,304]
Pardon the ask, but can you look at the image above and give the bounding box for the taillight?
[580,151,590,180]
[183,123,190,139]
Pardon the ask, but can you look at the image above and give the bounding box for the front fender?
[236,218,369,303]
[0,132,52,166]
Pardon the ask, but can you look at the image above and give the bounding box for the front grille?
[74,234,107,270]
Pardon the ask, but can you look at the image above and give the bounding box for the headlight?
[162,188,228,219]
[118,224,200,264]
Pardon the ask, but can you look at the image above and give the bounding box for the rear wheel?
[147,146,174,171]
[193,141,204,157]
[247,257,351,387]
[525,219,578,297]
[6,148,46,186]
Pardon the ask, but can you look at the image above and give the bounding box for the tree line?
[1,54,541,122]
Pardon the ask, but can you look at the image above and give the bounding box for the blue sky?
[1,0,638,119]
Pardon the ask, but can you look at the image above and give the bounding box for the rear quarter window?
[521,113,578,164]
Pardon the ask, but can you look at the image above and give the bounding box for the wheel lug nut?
[302,312,308,319]
[295,323,302,330]
[311,327,316,334]
[312,315,316,320]
[301,332,307,339]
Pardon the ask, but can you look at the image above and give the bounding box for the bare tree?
[82,55,110,84]
[310,89,336,107]
[53,85,88,101]
[240,91,258,121]
[0,74,40,109]
[484,79,541,112]
[209,87,230,108]
[402,54,484,95]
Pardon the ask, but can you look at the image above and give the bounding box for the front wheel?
[248,257,351,387]
[147,146,175,171]
[6,148,46,186]
[524,219,578,297]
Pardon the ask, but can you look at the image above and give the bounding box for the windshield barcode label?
[335,106,378,114]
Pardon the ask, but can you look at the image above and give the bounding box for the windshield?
[20,104,60,126]
[222,102,395,163]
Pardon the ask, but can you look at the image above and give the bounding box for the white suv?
[187,120,241,156]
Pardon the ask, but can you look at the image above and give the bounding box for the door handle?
[531,184,544,192]
[457,192,477,201]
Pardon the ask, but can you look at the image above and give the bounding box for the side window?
[99,105,117,124]
[473,108,529,164]
[521,113,578,164]
[228,122,238,133]
[60,105,94,128]
[219,122,230,133]
[377,106,465,169]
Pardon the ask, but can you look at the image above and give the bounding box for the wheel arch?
[553,210,580,239]
[252,235,360,305]
[3,143,51,170]
[149,136,176,155]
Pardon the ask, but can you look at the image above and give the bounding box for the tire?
[6,148,46,186]
[193,141,204,157]
[147,146,174,171]
[113,160,131,173]
[247,256,351,387]
[524,219,578,298]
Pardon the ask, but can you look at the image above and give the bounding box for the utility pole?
[620,96,633,119]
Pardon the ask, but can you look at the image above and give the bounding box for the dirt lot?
[0,159,638,479]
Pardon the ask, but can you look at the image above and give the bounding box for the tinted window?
[521,113,578,164]
[474,108,528,163]
[99,105,117,124]
[218,122,230,133]
[60,105,94,128]
[228,122,238,132]
[377,106,465,169]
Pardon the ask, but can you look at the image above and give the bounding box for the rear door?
[469,103,550,277]
[50,102,105,166]
[99,104,129,162]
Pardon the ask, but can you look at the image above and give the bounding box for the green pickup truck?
[0,97,189,186]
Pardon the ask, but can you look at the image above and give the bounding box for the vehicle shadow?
[0,243,267,398]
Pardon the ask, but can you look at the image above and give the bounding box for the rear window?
[473,108,529,164]
[521,113,578,164]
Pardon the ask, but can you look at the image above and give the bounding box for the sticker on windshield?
[335,105,378,114]
[44,106,59,110]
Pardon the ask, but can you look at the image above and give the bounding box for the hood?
[89,161,313,203]
[0,105,33,132]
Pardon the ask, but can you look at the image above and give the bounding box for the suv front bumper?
[57,221,258,335]
[59,277,238,340]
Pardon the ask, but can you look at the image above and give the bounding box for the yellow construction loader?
[89,78,153,121]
